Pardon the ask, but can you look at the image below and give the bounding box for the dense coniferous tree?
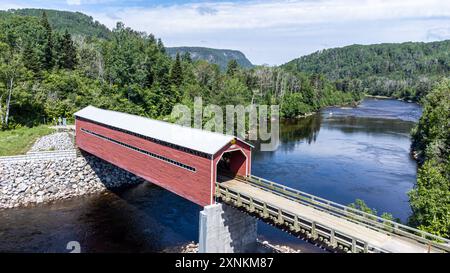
[56,30,78,70]
[22,41,41,75]
[182,51,192,63]
[40,11,53,70]
[157,38,165,54]
[226,59,238,76]
[170,53,183,87]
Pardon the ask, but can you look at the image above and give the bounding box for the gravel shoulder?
[29,132,74,152]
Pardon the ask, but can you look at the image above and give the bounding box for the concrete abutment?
[198,203,257,253]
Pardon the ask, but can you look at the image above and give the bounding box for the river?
[0,98,422,253]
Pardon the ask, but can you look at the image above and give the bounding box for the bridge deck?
[220,178,435,253]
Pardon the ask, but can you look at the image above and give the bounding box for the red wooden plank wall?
[75,119,213,206]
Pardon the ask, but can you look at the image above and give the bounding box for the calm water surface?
[0,98,422,252]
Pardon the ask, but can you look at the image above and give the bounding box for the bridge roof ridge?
[74,106,252,155]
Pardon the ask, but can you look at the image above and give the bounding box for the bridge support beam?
[198,203,257,253]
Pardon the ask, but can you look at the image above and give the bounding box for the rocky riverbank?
[172,241,302,253]
[0,154,144,209]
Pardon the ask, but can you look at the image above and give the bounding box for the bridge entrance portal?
[216,149,247,182]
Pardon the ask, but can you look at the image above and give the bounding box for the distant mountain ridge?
[0,9,253,69]
[282,40,450,100]
[166,47,253,70]
[1,8,111,39]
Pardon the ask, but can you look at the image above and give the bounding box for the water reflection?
[0,183,200,253]
[253,99,420,223]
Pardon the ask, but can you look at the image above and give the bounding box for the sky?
[1,0,450,65]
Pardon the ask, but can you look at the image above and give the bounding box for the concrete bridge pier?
[198,203,258,253]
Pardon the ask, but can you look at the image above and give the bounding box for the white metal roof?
[74,106,252,155]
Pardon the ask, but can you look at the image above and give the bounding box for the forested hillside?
[0,8,111,39]
[0,10,359,129]
[167,47,253,70]
[284,41,450,101]
[409,80,450,237]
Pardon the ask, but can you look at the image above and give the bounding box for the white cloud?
[426,27,450,41]
[66,0,81,5]
[91,0,450,33]
[1,0,449,64]
[85,0,449,64]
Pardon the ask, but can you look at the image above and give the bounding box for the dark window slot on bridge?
[80,128,197,173]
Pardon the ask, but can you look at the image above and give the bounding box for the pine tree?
[157,38,165,54]
[41,11,54,70]
[170,53,183,87]
[226,59,239,76]
[56,30,78,70]
[182,52,192,63]
[22,41,41,75]
[158,70,173,115]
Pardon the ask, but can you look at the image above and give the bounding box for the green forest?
[284,41,450,101]
[0,9,449,239]
[409,80,450,238]
[0,10,359,130]
[1,8,111,39]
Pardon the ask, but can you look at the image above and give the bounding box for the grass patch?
[0,125,55,156]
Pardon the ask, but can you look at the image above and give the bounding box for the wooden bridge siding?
[76,119,212,206]
[229,151,247,176]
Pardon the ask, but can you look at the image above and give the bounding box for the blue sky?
[1,0,450,65]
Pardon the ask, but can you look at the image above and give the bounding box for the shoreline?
[291,98,363,120]
[365,94,418,104]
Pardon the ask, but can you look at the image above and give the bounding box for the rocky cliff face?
[166,47,253,70]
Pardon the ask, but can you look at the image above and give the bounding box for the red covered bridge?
[74,106,450,253]
[74,106,253,206]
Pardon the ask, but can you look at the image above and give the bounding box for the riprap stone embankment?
[0,132,144,209]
